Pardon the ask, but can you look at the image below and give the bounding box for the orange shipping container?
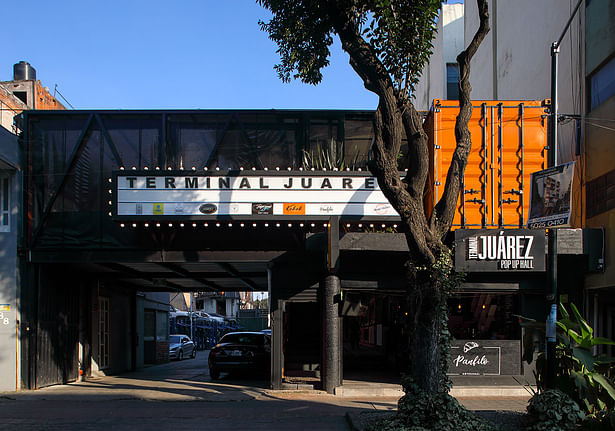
[424,100,549,229]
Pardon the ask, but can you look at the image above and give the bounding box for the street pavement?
[0,350,529,430]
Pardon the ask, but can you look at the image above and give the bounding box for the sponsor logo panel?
[252,203,273,215]
[283,203,305,215]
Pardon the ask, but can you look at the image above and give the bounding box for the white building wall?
[416,0,585,227]
[464,0,584,167]
[414,3,464,111]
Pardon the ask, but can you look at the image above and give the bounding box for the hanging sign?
[454,229,546,272]
[527,161,575,229]
[112,171,400,220]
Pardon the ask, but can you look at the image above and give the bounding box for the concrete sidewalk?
[1,352,531,430]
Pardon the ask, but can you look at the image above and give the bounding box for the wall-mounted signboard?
[454,229,546,272]
[447,340,522,376]
[527,161,575,229]
[112,171,400,220]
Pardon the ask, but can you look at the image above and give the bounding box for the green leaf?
[565,328,584,345]
[570,370,588,391]
[573,346,596,371]
[570,303,593,338]
[557,317,578,333]
[559,302,570,320]
[590,372,615,401]
[591,337,615,346]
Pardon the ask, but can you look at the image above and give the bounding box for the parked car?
[208,331,271,379]
[169,334,197,360]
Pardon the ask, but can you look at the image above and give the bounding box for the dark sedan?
[208,332,271,379]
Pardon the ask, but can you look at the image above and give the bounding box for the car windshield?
[169,335,182,344]
[220,333,264,345]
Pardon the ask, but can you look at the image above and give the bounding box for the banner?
[527,161,575,229]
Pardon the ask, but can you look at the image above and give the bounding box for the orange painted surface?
[424,100,549,229]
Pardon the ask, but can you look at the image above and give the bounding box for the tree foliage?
[259,0,440,99]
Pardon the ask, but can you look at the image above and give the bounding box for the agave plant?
[302,138,365,171]
[520,302,615,415]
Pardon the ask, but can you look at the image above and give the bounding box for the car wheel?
[191,348,197,359]
[178,350,183,361]
[210,368,220,380]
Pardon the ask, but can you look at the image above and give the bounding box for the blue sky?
[2,1,460,110]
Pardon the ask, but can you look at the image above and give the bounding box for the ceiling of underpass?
[78,259,275,293]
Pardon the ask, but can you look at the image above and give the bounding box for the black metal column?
[323,216,341,394]
[271,300,284,390]
[323,274,341,394]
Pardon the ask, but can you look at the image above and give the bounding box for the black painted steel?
[323,274,341,394]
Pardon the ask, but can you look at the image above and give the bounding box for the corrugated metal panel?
[425,100,548,229]
[35,274,80,388]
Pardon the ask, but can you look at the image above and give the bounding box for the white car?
[168,334,197,360]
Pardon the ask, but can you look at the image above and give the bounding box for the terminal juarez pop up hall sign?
[112,171,400,220]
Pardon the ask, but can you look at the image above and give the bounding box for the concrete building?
[583,0,615,351]
[0,62,66,390]
[0,126,20,392]
[414,3,464,111]
[0,61,66,133]
[417,1,614,346]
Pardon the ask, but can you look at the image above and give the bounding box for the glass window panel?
[343,119,373,169]
[446,63,460,100]
[447,292,519,340]
[589,56,615,111]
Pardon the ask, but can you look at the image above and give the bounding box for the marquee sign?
[454,229,546,272]
[111,171,400,220]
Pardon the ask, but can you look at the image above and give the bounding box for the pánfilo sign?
[454,229,546,272]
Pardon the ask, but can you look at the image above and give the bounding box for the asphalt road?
[0,350,395,431]
[0,350,529,430]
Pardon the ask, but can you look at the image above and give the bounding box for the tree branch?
[430,0,490,238]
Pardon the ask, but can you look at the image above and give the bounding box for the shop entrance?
[341,292,405,383]
[283,302,321,384]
